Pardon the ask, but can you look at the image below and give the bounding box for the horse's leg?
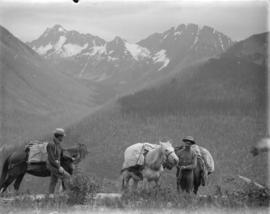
[1,175,16,193]
[142,177,149,192]
[154,176,161,190]
[177,178,180,193]
[193,184,199,195]
[121,171,128,191]
[131,177,139,191]
[61,180,66,192]
[13,173,25,193]
[122,171,135,191]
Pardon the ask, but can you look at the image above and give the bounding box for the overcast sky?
[0,0,268,43]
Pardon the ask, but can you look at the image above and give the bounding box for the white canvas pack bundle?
[192,145,215,173]
[26,140,49,163]
[122,142,159,169]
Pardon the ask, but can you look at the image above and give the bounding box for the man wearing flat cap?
[176,136,198,193]
[47,128,70,194]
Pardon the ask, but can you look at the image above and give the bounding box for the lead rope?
[136,144,145,165]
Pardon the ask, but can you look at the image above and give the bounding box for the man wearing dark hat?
[47,128,71,194]
[176,136,198,193]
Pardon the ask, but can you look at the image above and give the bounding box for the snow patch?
[108,56,118,61]
[61,43,88,57]
[163,33,169,40]
[125,42,151,60]
[191,36,199,48]
[153,49,170,71]
[34,43,53,55]
[89,45,107,56]
[174,31,183,37]
[218,34,224,50]
[54,36,67,52]
[79,56,90,78]
[58,26,65,32]
[191,26,201,49]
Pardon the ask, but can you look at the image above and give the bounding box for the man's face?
[57,135,64,142]
[184,142,192,148]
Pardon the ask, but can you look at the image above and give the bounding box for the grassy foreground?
[0,208,269,214]
[0,171,269,213]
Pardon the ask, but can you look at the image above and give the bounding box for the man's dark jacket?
[46,139,62,169]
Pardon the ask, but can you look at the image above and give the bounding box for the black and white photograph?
[0,0,269,213]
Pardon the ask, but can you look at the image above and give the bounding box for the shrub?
[67,172,100,205]
[225,183,270,207]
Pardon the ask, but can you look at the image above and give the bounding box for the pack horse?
[121,139,179,190]
[0,141,87,193]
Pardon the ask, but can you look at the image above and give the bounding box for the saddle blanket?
[122,142,159,169]
[26,140,48,163]
[192,145,215,173]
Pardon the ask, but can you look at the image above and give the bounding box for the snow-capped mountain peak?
[138,23,233,57]
[28,23,234,85]
[53,24,66,32]
[29,24,105,58]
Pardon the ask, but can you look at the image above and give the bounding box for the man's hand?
[59,166,64,174]
[179,166,186,170]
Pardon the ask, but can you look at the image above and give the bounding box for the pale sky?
[0,0,268,43]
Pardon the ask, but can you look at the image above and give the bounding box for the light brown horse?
[121,141,179,191]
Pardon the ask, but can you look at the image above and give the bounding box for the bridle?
[165,150,175,161]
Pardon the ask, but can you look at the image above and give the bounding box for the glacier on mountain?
[33,43,53,55]
[153,49,170,71]
[54,36,67,53]
[218,34,225,50]
[61,43,88,57]
[124,42,151,61]
[90,45,107,56]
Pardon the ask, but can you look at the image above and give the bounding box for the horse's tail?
[121,174,125,190]
[121,169,127,190]
[0,156,10,188]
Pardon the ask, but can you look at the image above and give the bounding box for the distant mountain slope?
[0,26,96,144]
[27,24,234,104]
[224,32,268,65]
[55,32,267,194]
[119,33,267,117]
[119,57,265,117]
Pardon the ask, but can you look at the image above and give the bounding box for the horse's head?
[63,143,88,164]
[160,139,179,168]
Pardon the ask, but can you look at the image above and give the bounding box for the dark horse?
[0,144,87,193]
[176,156,205,194]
